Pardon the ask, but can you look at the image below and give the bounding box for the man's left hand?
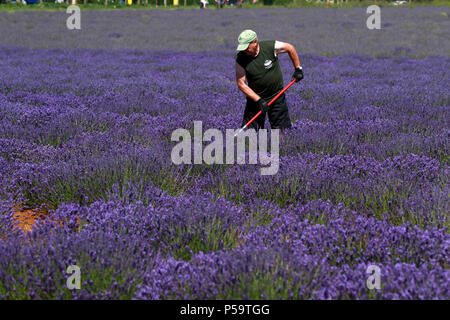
[292,67,304,82]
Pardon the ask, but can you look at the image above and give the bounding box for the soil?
[12,203,81,234]
[12,204,49,233]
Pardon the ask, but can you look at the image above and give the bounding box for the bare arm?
[236,62,260,102]
[274,41,301,69]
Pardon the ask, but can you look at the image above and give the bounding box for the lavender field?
[1,7,450,57]
[0,7,449,300]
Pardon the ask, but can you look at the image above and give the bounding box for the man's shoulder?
[235,51,248,65]
[260,40,276,48]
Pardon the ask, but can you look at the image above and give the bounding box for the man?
[235,29,303,135]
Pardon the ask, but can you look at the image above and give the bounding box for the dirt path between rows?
[12,204,49,233]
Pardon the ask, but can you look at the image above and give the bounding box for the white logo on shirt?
[264,59,273,69]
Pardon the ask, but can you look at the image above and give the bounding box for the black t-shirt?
[235,40,284,102]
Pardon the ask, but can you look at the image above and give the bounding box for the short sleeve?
[235,52,246,69]
[264,40,277,60]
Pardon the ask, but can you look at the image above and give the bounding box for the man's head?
[236,30,259,57]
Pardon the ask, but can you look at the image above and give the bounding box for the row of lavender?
[1,190,448,299]
[0,46,449,299]
[1,47,448,159]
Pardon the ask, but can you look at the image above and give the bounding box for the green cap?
[236,30,257,51]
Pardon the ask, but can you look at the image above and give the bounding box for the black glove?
[257,98,269,113]
[292,66,304,82]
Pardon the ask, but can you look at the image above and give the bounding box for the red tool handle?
[240,78,296,131]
